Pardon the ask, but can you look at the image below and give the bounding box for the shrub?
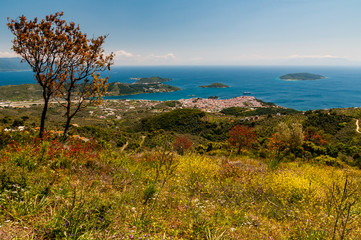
[173,136,193,155]
[314,155,344,167]
[228,125,256,154]
[141,109,206,134]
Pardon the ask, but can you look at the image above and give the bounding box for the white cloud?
[114,50,133,58]
[149,53,176,59]
[0,51,18,58]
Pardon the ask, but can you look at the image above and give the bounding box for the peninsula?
[0,81,181,101]
[200,82,229,88]
[280,73,325,80]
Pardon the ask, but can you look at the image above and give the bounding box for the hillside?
[1,103,361,239]
[0,84,42,101]
[0,81,181,101]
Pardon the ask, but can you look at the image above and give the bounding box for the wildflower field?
[0,131,360,239]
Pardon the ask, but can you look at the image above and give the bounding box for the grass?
[0,131,361,239]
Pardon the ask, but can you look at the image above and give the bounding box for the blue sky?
[1,0,361,65]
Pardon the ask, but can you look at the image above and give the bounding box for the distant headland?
[0,76,181,101]
[280,73,325,80]
[200,82,229,88]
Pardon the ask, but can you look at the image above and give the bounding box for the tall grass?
[1,131,361,239]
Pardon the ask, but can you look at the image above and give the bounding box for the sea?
[1,66,361,111]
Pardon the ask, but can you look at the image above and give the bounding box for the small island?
[200,82,229,88]
[280,73,325,80]
[107,81,180,96]
[105,76,180,96]
[134,76,171,84]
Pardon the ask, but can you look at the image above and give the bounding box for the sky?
[1,0,361,66]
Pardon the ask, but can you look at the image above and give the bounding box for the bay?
[1,66,361,110]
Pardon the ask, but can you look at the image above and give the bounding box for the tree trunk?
[62,115,72,141]
[39,98,49,139]
[237,146,242,155]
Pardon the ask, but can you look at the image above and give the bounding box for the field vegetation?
[1,101,361,239]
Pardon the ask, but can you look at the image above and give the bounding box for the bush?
[141,109,206,134]
[0,129,12,149]
[173,136,193,155]
[303,112,352,135]
[314,155,344,167]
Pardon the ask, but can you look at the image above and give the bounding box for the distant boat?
[188,94,195,97]
[243,91,251,95]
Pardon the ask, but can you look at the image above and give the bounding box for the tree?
[275,122,304,150]
[228,125,256,154]
[173,136,193,155]
[7,12,113,138]
[304,127,327,146]
[59,73,109,140]
[54,29,113,139]
[267,122,304,162]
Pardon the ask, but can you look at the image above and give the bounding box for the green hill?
[0,84,42,101]
[280,72,325,80]
[0,81,180,101]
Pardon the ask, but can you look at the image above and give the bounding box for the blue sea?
[1,66,361,111]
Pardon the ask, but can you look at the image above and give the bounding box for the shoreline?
[0,95,277,113]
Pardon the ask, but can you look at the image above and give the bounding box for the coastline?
[0,95,278,113]
[1,66,361,110]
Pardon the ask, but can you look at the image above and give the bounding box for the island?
[106,81,180,96]
[106,76,179,95]
[280,73,325,80]
[134,76,171,84]
[200,82,229,88]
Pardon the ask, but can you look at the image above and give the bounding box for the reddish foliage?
[267,133,287,152]
[304,129,327,146]
[228,125,256,154]
[47,138,102,161]
[5,133,102,164]
[173,136,193,155]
